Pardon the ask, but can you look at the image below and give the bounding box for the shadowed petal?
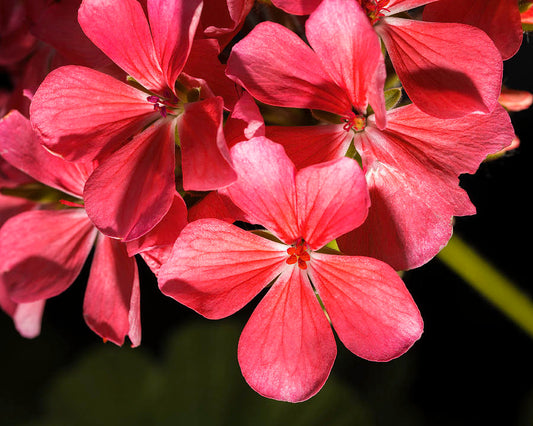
[158,219,288,319]
[376,17,502,118]
[238,266,336,402]
[83,120,176,241]
[0,209,97,303]
[309,252,423,361]
[84,235,141,347]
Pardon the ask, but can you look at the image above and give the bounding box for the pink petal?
[238,265,336,402]
[423,0,522,60]
[296,157,370,250]
[83,120,176,241]
[30,65,157,162]
[0,209,97,303]
[0,194,36,228]
[158,219,288,319]
[339,104,514,270]
[126,193,188,256]
[226,21,351,116]
[178,96,237,191]
[306,0,386,120]
[200,0,254,48]
[271,0,322,15]
[84,235,141,347]
[148,0,202,91]
[0,110,90,197]
[222,137,299,245]
[309,252,423,361]
[13,300,46,339]
[376,17,502,118]
[78,0,165,92]
[224,91,265,148]
[265,124,350,169]
[187,190,246,224]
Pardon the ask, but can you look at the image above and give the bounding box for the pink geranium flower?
[0,110,187,345]
[158,137,423,402]
[30,0,236,241]
[245,0,503,119]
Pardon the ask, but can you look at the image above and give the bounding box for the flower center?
[358,0,390,25]
[342,110,367,132]
[286,239,311,270]
[147,89,180,118]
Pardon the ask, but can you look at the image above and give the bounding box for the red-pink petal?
[178,96,237,191]
[271,0,322,15]
[222,137,299,244]
[309,252,423,361]
[376,17,502,118]
[78,0,165,92]
[12,300,46,339]
[238,265,336,402]
[296,157,370,250]
[384,0,437,15]
[224,91,265,148]
[83,120,176,241]
[187,191,246,224]
[84,235,140,347]
[158,219,287,319]
[148,0,202,90]
[0,209,97,303]
[226,21,351,116]
[339,104,514,270]
[306,0,386,120]
[265,124,350,169]
[0,110,90,197]
[423,0,522,60]
[30,65,157,162]
[200,0,254,48]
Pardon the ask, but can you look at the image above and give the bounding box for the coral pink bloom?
[31,0,236,241]
[265,0,503,119]
[0,110,187,345]
[423,0,523,60]
[226,0,388,130]
[159,137,423,402]
[266,103,514,271]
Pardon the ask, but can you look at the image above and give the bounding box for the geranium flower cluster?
[0,0,527,402]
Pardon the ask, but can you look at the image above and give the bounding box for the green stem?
[437,235,533,339]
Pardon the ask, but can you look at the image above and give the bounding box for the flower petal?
[376,17,502,118]
[0,209,97,303]
[178,96,237,191]
[238,266,336,402]
[271,0,322,15]
[339,104,514,270]
[83,120,176,241]
[158,219,288,319]
[384,0,438,15]
[306,0,386,120]
[148,0,202,90]
[0,110,90,197]
[30,65,157,162]
[265,124,350,169]
[222,137,299,244]
[78,0,165,92]
[226,21,351,115]
[296,157,370,250]
[423,0,522,60]
[84,235,141,347]
[309,252,423,361]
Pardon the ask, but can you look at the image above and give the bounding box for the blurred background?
[1,23,532,426]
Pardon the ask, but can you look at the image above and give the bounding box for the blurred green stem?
[438,235,533,339]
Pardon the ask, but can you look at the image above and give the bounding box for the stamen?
[342,110,366,132]
[59,199,84,208]
[285,239,310,270]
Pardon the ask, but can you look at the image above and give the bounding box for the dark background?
[1,28,532,426]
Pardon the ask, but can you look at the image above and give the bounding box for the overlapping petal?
[226,21,351,116]
[309,252,423,361]
[376,18,502,118]
[0,209,97,303]
[84,235,141,347]
[296,157,370,250]
[238,265,336,402]
[30,65,157,162]
[83,120,176,241]
[158,219,288,319]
